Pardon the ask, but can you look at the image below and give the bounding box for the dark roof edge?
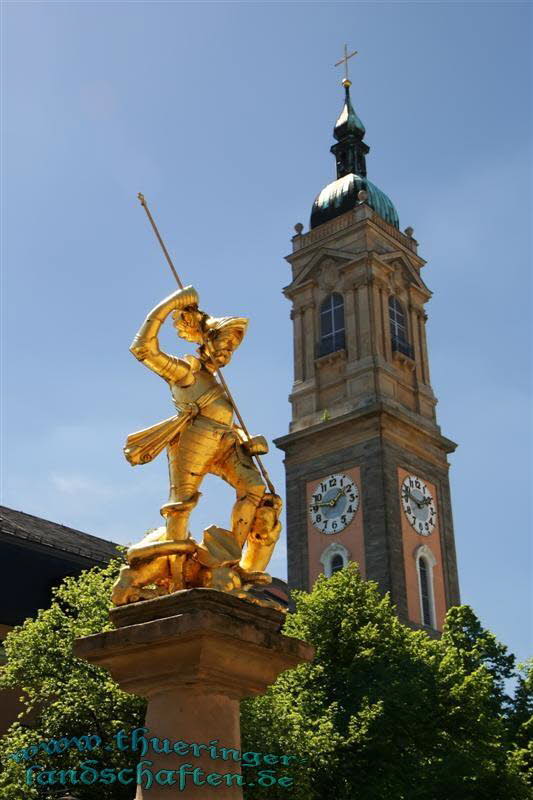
[0,505,120,564]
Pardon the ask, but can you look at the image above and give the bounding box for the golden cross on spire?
[334,43,358,87]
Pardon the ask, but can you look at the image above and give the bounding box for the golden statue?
[111,281,282,609]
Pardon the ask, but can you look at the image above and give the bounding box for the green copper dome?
[310,81,399,230]
[311,173,399,229]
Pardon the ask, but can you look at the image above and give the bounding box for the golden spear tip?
[137,192,146,205]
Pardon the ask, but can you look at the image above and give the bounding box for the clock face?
[401,475,437,536]
[309,472,359,534]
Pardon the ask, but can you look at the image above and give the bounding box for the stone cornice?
[375,248,426,271]
[274,399,456,457]
[289,207,421,261]
[407,283,432,304]
[315,349,347,369]
[285,245,360,267]
[284,248,362,295]
[392,350,416,371]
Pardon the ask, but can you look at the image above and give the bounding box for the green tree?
[241,564,531,800]
[0,560,529,800]
[0,559,145,800]
[507,659,533,789]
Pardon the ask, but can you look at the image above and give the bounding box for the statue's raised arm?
[130,285,200,382]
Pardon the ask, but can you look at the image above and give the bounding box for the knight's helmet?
[173,309,248,356]
[204,316,248,355]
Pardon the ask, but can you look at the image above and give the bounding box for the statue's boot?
[239,493,282,572]
[158,493,201,591]
[160,492,200,541]
[239,538,277,575]
[230,489,265,549]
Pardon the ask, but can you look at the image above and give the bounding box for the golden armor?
[112,286,282,609]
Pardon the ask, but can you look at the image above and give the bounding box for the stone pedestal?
[74,589,314,799]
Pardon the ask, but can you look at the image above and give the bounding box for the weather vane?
[335,43,358,87]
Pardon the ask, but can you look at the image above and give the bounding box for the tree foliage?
[0,560,530,800]
[241,565,531,800]
[507,659,533,790]
[0,559,145,799]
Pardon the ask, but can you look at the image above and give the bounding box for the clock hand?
[331,488,345,506]
[407,490,433,510]
[406,490,424,509]
[328,487,347,507]
[310,488,346,510]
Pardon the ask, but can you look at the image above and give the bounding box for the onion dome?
[310,78,399,230]
[334,81,366,140]
[312,173,399,229]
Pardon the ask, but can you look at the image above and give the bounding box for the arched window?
[419,557,432,626]
[330,554,344,575]
[319,293,345,357]
[388,296,414,358]
[320,542,350,578]
[416,545,437,628]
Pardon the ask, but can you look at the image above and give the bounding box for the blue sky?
[2,2,531,663]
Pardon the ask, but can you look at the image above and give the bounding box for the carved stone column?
[74,590,313,800]
[419,312,431,385]
[291,306,304,383]
[368,280,382,357]
[355,281,372,358]
[343,286,358,362]
[302,303,316,380]
[409,305,423,382]
[380,285,392,360]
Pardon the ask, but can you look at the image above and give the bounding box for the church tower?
[274,66,460,631]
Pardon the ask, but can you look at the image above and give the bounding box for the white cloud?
[50,473,114,498]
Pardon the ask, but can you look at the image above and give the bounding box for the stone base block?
[74,588,313,799]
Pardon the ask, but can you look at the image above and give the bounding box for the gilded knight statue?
[111,285,282,608]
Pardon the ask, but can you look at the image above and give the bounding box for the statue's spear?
[137,192,276,496]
